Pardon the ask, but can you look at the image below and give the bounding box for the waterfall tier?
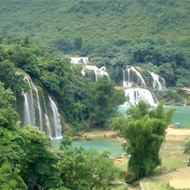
[17,72,63,139]
[81,65,110,82]
[123,66,166,90]
[122,88,158,107]
[150,72,166,90]
[123,66,146,88]
[71,57,89,64]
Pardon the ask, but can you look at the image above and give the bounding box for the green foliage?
[112,101,175,182]
[90,77,126,127]
[184,141,190,154]
[155,88,184,106]
[54,38,74,53]
[74,37,83,51]
[1,0,190,48]
[0,162,27,190]
[0,82,121,190]
[59,135,72,150]
[19,126,63,190]
[57,145,119,190]
[9,46,40,77]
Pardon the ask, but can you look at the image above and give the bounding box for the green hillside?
[1,0,190,46]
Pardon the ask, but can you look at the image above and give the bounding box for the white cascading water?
[22,76,43,130]
[123,66,146,88]
[122,66,159,107]
[81,65,110,81]
[131,67,146,87]
[123,67,132,87]
[150,72,166,90]
[30,82,43,131]
[123,88,158,107]
[43,98,52,138]
[22,76,36,126]
[49,96,62,139]
[71,57,89,64]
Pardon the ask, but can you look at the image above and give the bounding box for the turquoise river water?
[53,106,190,155]
[118,106,190,129]
[52,137,125,156]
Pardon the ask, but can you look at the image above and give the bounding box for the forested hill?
[1,0,190,46]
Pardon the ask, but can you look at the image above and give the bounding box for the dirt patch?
[156,167,190,189]
[167,128,190,136]
[84,129,118,139]
[166,128,190,142]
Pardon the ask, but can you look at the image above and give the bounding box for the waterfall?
[22,76,36,126]
[150,72,166,90]
[49,96,62,139]
[123,66,146,88]
[81,65,110,81]
[122,88,158,107]
[123,67,132,88]
[17,71,64,139]
[22,76,43,130]
[30,82,43,131]
[43,98,52,138]
[130,66,146,87]
[71,57,89,64]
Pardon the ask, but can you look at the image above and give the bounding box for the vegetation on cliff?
[0,84,119,190]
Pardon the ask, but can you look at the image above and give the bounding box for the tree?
[57,136,119,190]
[54,38,74,53]
[184,141,190,154]
[90,77,126,127]
[0,162,27,190]
[112,101,175,183]
[74,37,83,51]
[19,126,63,190]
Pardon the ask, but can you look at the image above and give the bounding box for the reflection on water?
[52,138,125,156]
[118,106,190,128]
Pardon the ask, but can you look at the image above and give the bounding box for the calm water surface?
[52,106,190,155]
[118,105,190,128]
[52,137,125,156]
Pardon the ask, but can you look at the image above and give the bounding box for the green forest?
[1,0,190,189]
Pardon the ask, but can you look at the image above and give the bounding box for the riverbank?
[85,127,190,190]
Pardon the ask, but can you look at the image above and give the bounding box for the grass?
[142,179,173,190]
[110,184,128,190]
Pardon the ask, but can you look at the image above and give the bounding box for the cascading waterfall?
[30,82,43,131]
[150,72,166,90]
[81,65,110,81]
[131,67,146,87]
[71,57,89,64]
[122,88,158,107]
[20,73,63,139]
[49,96,62,139]
[22,76,36,126]
[122,66,163,107]
[123,66,146,88]
[123,67,132,87]
[43,98,52,138]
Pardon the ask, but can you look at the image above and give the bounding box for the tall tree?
[112,101,175,183]
[90,77,126,127]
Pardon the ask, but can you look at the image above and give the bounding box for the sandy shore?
[84,127,190,141]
